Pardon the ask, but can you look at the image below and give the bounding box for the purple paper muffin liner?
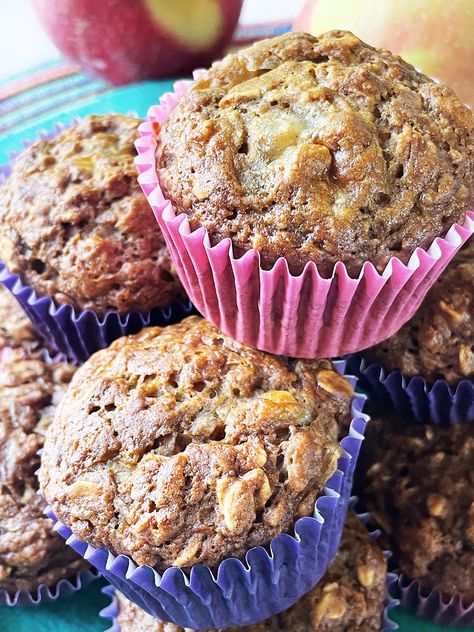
[345,354,474,424]
[396,576,474,628]
[99,501,399,631]
[44,361,368,629]
[0,566,99,607]
[100,585,120,632]
[0,261,194,364]
[0,124,194,365]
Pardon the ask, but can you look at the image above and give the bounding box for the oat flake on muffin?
[0,284,42,355]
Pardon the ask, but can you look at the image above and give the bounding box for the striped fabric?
[0,21,292,137]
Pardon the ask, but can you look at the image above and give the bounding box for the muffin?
[156,31,474,277]
[365,238,474,383]
[356,415,474,604]
[0,284,42,355]
[0,353,87,595]
[40,316,352,570]
[111,513,388,632]
[0,114,182,314]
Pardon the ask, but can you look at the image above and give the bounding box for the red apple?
[31,0,243,85]
[294,0,474,109]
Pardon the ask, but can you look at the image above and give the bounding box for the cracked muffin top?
[356,416,474,603]
[157,31,474,277]
[365,238,474,383]
[40,316,353,570]
[0,114,183,314]
[113,512,387,632]
[0,354,86,594]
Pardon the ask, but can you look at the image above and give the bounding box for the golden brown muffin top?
[157,31,474,276]
[114,513,387,632]
[40,316,353,570]
[366,238,474,382]
[0,114,183,314]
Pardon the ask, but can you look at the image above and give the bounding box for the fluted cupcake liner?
[43,362,368,629]
[99,501,399,631]
[345,354,474,424]
[134,75,474,359]
[100,585,120,632]
[0,123,194,365]
[0,566,99,607]
[396,576,474,628]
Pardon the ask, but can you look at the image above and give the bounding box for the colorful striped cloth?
[0,21,292,137]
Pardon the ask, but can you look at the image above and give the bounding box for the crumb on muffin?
[0,284,42,354]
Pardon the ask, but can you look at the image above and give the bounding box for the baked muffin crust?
[157,31,474,276]
[365,238,474,382]
[0,114,183,314]
[114,513,387,631]
[356,416,474,602]
[0,284,41,354]
[0,355,85,593]
[40,316,352,569]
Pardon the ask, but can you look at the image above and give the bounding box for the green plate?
[0,80,471,632]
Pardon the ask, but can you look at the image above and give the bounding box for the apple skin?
[294,0,474,109]
[31,0,243,85]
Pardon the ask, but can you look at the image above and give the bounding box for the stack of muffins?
[0,29,473,631]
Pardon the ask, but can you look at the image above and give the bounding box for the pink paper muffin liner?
[135,76,474,359]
